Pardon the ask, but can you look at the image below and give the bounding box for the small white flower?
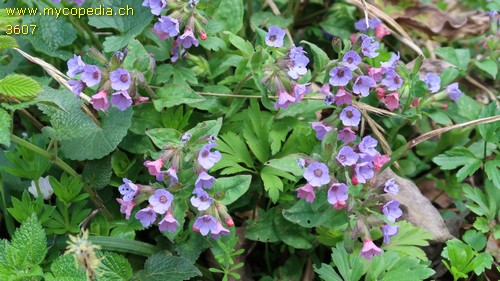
[28,176,54,200]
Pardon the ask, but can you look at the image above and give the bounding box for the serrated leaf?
[382,221,432,260]
[432,147,481,181]
[330,242,365,281]
[45,254,86,281]
[0,35,18,50]
[260,167,283,203]
[478,102,500,143]
[136,253,201,281]
[485,160,500,189]
[153,84,204,111]
[462,230,486,251]
[213,175,252,205]
[0,108,11,146]
[367,251,435,281]
[214,132,254,168]
[314,263,342,281]
[95,251,132,281]
[9,213,46,266]
[0,74,42,101]
[88,0,153,52]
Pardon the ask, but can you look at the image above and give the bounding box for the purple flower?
[384,178,399,194]
[310,122,332,140]
[135,207,157,227]
[327,183,349,210]
[67,54,85,78]
[158,212,179,233]
[91,90,109,111]
[274,90,296,109]
[153,16,180,39]
[382,200,403,222]
[359,136,378,156]
[380,52,400,69]
[110,68,131,91]
[338,127,356,143]
[171,40,185,62]
[193,215,218,236]
[381,68,403,91]
[292,83,309,101]
[342,50,362,71]
[118,178,139,201]
[368,67,385,82]
[423,73,441,93]
[303,162,330,187]
[116,198,135,220]
[333,88,353,106]
[336,146,359,166]
[354,18,381,31]
[190,188,213,211]
[142,0,166,16]
[73,0,85,6]
[195,171,216,189]
[355,162,374,183]
[287,46,309,79]
[149,189,174,214]
[324,93,335,106]
[144,159,164,176]
[339,106,361,126]
[265,26,285,47]
[296,183,316,203]
[80,65,101,87]
[114,51,124,61]
[360,240,382,260]
[159,167,179,185]
[297,158,306,169]
[110,91,133,111]
[353,76,375,97]
[361,36,379,58]
[68,80,86,96]
[329,67,353,87]
[198,143,221,170]
[178,29,199,49]
[211,222,230,239]
[445,83,462,102]
[382,224,399,244]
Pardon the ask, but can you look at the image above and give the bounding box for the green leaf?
[88,0,153,52]
[432,147,482,181]
[135,253,201,281]
[463,181,499,219]
[9,213,46,267]
[45,254,86,281]
[0,35,18,50]
[314,263,342,281]
[146,128,181,148]
[426,110,452,125]
[214,132,254,169]
[223,31,254,57]
[435,47,470,71]
[96,251,133,281]
[441,239,493,279]
[123,39,149,70]
[213,175,252,205]
[366,251,435,281]
[478,102,500,143]
[382,221,432,260]
[155,65,198,86]
[22,16,76,59]
[300,41,329,75]
[474,59,498,79]
[245,208,280,243]
[462,230,486,251]
[282,193,347,228]
[213,0,244,34]
[330,242,365,281]
[273,209,313,249]
[485,159,500,189]
[265,154,306,177]
[0,74,42,101]
[185,118,223,146]
[260,167,283,203]
[0,108,11,146]
[82,156,112,190]
[153,84,205,111]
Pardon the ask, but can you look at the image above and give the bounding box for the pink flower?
[360,239,382,259]
[374,25,391,39]
[116,198,135,220]
[373,154,390,171]
[384,92,399,111]
[91,90,109,111]
[144,159,164,176]
[296,183,316,203]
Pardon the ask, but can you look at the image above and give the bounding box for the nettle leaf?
[88,0,153,52]
[95,251,133,281]
[45,254,86,281]
[432,147,481,181]
[0,108,11,146]
[366,251,435,281]
[9,213,46,267]
[0,74,42,101]
[213,0,243,34]
[82,155,112,190]
[153,84,204,111]
[22,16,76,59]
[135,253,201,281]
[213,175,252,205]
[0,35,18,50]
[382,221,432,261]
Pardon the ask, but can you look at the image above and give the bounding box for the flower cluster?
[66,52,149,111]
[354,18,391,39]
[261,26,311,110]
[143,0,207,62]
[116,133,233,238]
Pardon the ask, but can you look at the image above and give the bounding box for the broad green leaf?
[22,16,76,59]
[0,35,18,50]
[223,31,254,57]
[153,84,204,111]
[95,251,133,281]
[88,0,153,52]
[474,59,498,79]
[213,175,252,205]
[250,12,294,30]
[245,208,280,243]
[135,253,201,281]
[432,147,482,181]
[45,254,86,281]
[301,41,330,74]
[213,0,244,33]
[435,47,470,71]
[462,230,486,252]
[146,128,181,148]
[155,65,198,86]
[426,110,452,125]
[0,74,42,101]
[366,251,435,281]
[273,209,313,249]
[0,108,11,146]
[265,154,306,177]
[382,221,432,260]
[442,239,493,279]
[123,39,149,70]
[456,95,480,120]
[185,118,223,146]
[82,156,112,190]
[282,193,347,228]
